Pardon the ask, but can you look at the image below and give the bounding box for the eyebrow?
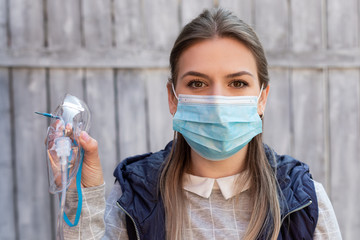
[180,71,255,80]
[225,71,254,79]
[180,71,211,80]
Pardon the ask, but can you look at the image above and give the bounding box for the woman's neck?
[188,145,248,179]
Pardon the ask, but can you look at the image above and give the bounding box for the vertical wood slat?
[263,68,292,155]
[291,0,323,52]
[114,0,179,51]
[85,69,117,196]
[0,68,16,239]
[142,0,179,51]
[116,70,148,160]
[113,0,145,49]
[181,0,214,27]
[82,0,112,49]
[329,69,360,240]
[9,0,44,49]
[145,69,173,152]
[0,0,7,49]
[7,0,50,238]
[13,69,52,240]
[254,0,289,51]
[81,0,115,195]
[47,0,82,50]
[327,0,359,49]
[291,70,326,185]
[290,0,327,188]
[49,69,84,110]
[327,1,359,238]
[218,0,253,25]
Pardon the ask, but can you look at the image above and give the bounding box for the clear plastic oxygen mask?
[45,94,91,193]
[36,94,91,240]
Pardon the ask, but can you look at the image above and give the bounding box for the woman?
[65,8,341,239]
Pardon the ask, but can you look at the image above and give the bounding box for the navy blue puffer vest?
[113,142,318,240]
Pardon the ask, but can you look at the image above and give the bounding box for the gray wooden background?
[0,0,358,239]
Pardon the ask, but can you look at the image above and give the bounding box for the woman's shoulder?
[265,144,318,220]
[263,144,311,175]
[113,141,173,180]
[116,141,173,169]
[312,181,342,239]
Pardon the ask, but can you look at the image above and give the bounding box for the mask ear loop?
[171,83,179,100]
[257,83,265,119]
[171,83,179,116]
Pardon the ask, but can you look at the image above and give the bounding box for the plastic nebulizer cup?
[46,94,91,193]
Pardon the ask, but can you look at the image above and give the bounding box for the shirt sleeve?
[102,181,129,240]
[63,184,106,239]
[63,182,129,240]
[313,181,342,240]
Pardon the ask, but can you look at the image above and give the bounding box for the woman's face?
[168,37,269,115]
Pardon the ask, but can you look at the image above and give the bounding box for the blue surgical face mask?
[172,85,264,160]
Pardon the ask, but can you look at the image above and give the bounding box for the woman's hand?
[78,131,104,188]
[46,120,104,189]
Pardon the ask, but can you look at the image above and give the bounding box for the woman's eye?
[188,80,206,88]
[229,80,246,88]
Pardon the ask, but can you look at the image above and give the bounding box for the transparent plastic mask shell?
[46,94,91,194]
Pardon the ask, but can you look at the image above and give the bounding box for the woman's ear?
[258,84,270,117]
[167,82,178,116]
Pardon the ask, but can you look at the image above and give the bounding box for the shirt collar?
[183,170,251,200]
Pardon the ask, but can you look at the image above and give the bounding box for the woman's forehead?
[177,37,258,79]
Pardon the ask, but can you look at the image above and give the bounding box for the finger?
[44,119,64,146]
[65,123,73,138]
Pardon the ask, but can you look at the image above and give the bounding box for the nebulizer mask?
[36,94,91,240]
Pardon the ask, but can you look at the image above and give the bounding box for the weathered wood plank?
[291,69,326,186]
[218,0,253,25]
[181,0,214,27]
[3,49,360,69]
[113,0,145,49]
[82,0,115,194]
[290,0,327,188]
[0,68,16,239]
[85,69,117,196]
[114,0,179,51]
[13,68,52,240]
[263,68,292,155]
[327,1,359,238]
[0,0,7,49]
[9,0,44,49]
[82,0,112,49]
[329,69,360,239]
[143,0,179,51]
[291,0,323,51]
[49,69,84,110]
[328,0,358,49]
[254,0,289,51]
[0,49,168,68]
[144,69,173,152]
[47,0,82,50]
[116,70,148,160]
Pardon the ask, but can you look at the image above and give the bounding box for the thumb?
[78,131,104,188]
[79,131,99,160]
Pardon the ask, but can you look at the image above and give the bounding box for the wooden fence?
[0,0,359,239]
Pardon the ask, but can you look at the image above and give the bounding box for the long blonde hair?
[160,8,281,240]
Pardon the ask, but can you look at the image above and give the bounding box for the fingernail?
[81,131,90,142]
